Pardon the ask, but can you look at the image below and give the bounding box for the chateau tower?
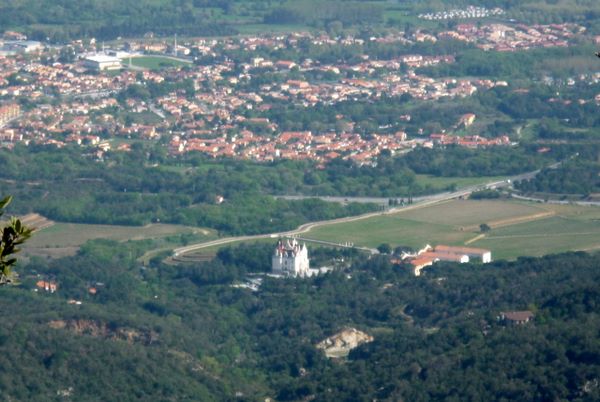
[272,238,310,277]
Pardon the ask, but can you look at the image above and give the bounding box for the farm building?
[404,244,492,276]
[434,245,492,263]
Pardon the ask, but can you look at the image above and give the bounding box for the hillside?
[3,0,600,41]
[1,240,599,400]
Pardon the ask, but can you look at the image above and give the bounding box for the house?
[36,280,58,293]
[0,103,19,124]
[499,310,534,325]
[410,257,435,276]
[458,113,476,127]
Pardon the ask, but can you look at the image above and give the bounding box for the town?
[0,21,591,165]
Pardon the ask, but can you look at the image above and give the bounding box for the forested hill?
[6,0,599,41]
[0,145,551,234]
[0,0,238,41]
[0,0,384,41]
[1,243,599,401]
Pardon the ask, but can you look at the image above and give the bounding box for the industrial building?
[2,40,43,53]
[83,54,122,71]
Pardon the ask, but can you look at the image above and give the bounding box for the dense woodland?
[0,143,555,233]
[1,240,599,401]
[516,160,600,195]
[1,0,600,41]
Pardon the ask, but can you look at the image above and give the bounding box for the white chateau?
[272,238,310,277]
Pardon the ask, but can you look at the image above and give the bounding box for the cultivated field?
[471,204,600,259]
[23,222,214,259]
[306,200,600,260]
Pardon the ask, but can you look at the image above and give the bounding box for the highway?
[171,169,543,258]
[275,162,560,207]
[171,157,577,259]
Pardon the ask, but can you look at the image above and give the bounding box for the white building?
[3,40,43,53]
[434,245,492,263]
[83,54,122,71]
[272,238,310,277]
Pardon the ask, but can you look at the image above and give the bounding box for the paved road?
[149,103,166,119]
[293,236,379,254]
[171,157,578,259]
[72,90,119,99]
[510,193,600,206]
[275,163,562,206]
[172,178,510,257]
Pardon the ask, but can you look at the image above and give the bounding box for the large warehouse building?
[83,54,122,71]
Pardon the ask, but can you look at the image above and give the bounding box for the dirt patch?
[465,234,485,245]
[316,328,374,358]
[23,246,79,259]
[48,319,158,345]
[19,213,55,231]
[167,252,216,265]
[462,211,555,232]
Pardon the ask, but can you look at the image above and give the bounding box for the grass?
[414,175,506,191]
[236,23,311,35]
[127,56,191,70]
[305,199,600,260]
[122,111,163,125]
[475,217,600,260]
[470,203,600,259]
[27,222,210,248]
[24,222,215,259]
[308,214,471,249]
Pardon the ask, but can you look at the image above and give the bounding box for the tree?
[479,223,491,233]
[0,196,33,285]
[377,243,392,254]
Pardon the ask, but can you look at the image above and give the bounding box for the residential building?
[0,103,19,125]
[499,310,534,325]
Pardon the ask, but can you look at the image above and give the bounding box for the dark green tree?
[0,196,33,285]
[377,243,392,254]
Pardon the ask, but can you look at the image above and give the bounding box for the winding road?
[171,157,577,260]
[172,178,516,259]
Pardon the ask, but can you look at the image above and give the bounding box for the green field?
[127,56,191,70]
[471,206,600,259]
[24,222,215,259]
[305,200,600,260]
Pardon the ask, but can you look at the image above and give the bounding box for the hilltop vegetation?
[0,143,556,235]
[1,239,599,400]
[0,0,236,41]
[2,0,600,41]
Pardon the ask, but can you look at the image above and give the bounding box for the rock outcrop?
[316,328,373,358]
[48,319,158,345]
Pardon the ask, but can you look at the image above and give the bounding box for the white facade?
[481,251,492,263]
[272,239,310,277]
[3,41,43,53]
[84,55,122,71]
